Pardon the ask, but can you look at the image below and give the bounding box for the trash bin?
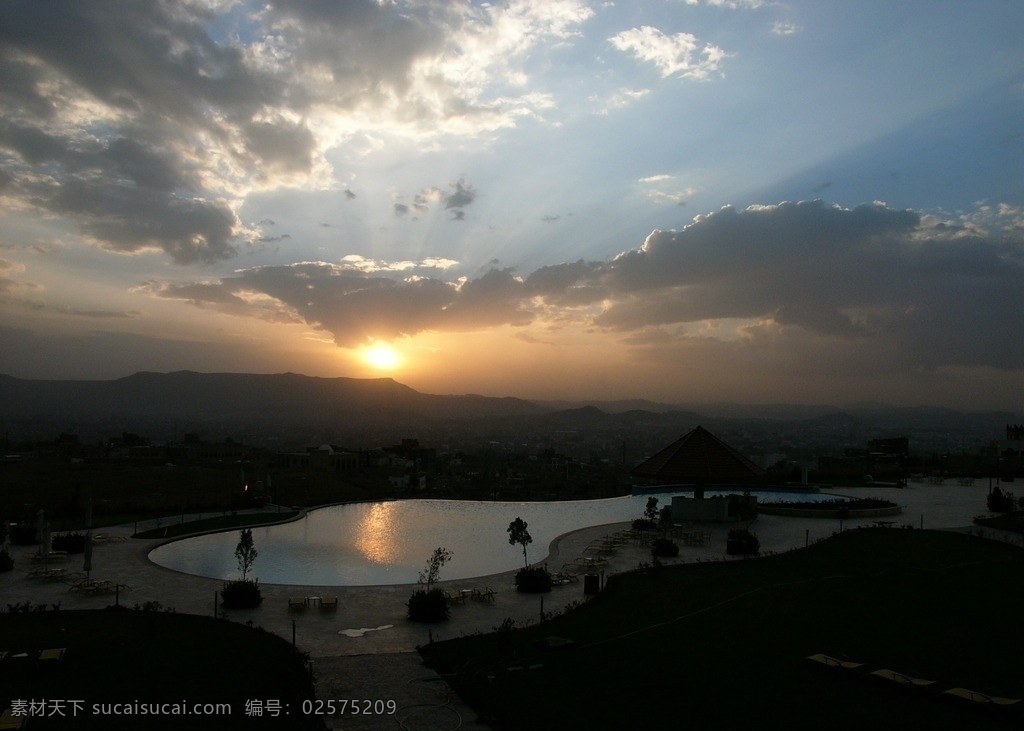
[583,573,600,595]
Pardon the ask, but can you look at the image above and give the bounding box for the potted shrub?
[0,547,13,573]
[514,565,552,593]
[408,547,452,622]
[221,579,263,608]
[52,532,87,554]
[726,527,759,556]
[221,528,263,609]
[651,538,679,558]
[407,588,449,622]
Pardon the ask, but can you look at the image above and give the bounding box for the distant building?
[276,444,358,472]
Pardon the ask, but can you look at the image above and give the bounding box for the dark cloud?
[149,260,531,347]
[0,0,563,266]
[266,0,444,106]
[140,200,1023,375]
[0,0,306,263]
[0,125,235,262]
[445,179,477,209]
[241,117,317,176]
[395,181,477,220]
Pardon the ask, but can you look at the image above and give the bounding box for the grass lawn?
[421,528,1024,730]
[0,610,325,730]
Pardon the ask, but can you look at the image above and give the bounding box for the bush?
[220,579,263,609]
[632,518,657,532]
[651,538,679,558]
[407,588,449,622]
[514,566,552,593]
[727,528,760,555]
[0,548,13,573]
[52,532,87,554]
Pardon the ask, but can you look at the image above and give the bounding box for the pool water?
[148,491,840,586]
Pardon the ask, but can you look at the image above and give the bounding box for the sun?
[362,342,401,370]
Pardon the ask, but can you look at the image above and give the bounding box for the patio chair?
[442,589,464,605]
[320,596,338,610]
[471,587,495,603]
[288,597,307,610]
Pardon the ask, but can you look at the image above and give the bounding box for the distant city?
[2,372,1020,514]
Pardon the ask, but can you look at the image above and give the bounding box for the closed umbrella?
[41,521,51,570]
[83,530,93,580]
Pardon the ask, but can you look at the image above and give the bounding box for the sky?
[1,0,1022,412]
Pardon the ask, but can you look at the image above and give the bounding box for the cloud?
[138,200,1024,377]
[683,0,768,7]
[395,180,478,219]
[146,259,532,347]
[542,201,1024,370]
[445,179,477,209]
[770,21,801,36]
[0,0,590,265]
[609,26,730,80]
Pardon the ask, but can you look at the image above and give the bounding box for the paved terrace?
[2,482,1018,729]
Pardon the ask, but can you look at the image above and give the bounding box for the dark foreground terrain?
[422,528,1024,730]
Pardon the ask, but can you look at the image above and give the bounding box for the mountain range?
[0,371,1017,450]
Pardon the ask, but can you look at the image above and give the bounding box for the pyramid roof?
[631,425,766,484]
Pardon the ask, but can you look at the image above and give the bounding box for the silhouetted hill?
[0,371,542,430]
[0,371,1015,452]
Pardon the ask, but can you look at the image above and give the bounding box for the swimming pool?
[148,490,840,586]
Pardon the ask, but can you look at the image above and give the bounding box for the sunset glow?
[0,1,1021,412]
[362,343,402,372]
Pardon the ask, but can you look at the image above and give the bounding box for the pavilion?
[632,425,767,521]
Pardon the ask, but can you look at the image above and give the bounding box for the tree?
[644,496,659,522]
[507,517,532,568]
[235,528,258,581]
[419,546,453,592]
[409,546,453,622]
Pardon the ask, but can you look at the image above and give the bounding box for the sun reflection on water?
[353,502,401,564]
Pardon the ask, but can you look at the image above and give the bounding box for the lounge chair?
[869,668,934,687]
[943,688,1021,706]
[551,570,577,585]
[39,647,66,665]
[320,596,338,610]
[0,709,26,730]
[84,580,116,594]
[288,597,306,610]
[806,654,864,674]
